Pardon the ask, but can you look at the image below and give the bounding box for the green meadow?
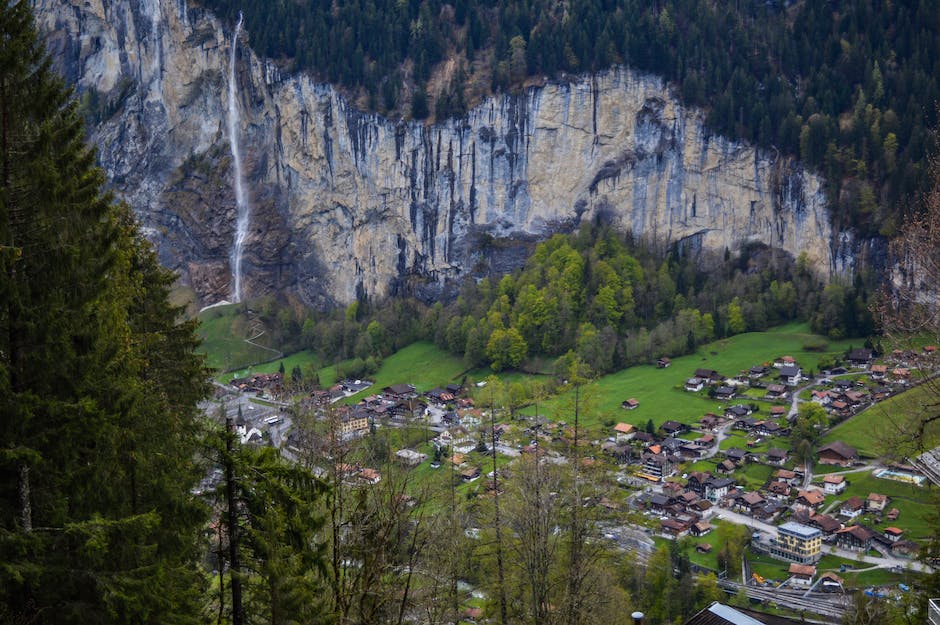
[515,322,855,436]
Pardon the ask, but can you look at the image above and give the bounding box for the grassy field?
[821,384,940,458]
[197,304,281,372]
[815,470,938,541]
[515,323,855,437]
[342,342,470,403]
[222,350,321,382]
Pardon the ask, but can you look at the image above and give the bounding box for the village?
[219,342,940,609]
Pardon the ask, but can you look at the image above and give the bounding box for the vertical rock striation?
[33,0,844,307]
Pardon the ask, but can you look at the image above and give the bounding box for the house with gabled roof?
[847,348,874,368]
[795,489,825,511]
[867,492,889,512]
[839,496,865,519]
[612,422,636,442]
[817,441,858,466]
[823,474,846,494]
[836,524,874,551]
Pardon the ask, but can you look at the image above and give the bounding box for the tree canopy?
[0,2,209,622]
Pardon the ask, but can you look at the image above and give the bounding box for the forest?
[264,223,875,381]
[195,0,940,237]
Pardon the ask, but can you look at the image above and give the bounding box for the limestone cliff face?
[34,0,842,307]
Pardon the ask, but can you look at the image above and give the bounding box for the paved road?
[712,506,935,573]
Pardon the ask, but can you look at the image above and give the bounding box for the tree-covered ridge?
[198,0,939,235]
[281,224,873,379]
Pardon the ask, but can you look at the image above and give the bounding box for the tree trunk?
[19,463,31,532]
[225,417,244,625]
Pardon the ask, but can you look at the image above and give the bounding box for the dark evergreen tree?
[0,2,209,622]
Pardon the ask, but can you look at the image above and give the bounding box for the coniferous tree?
[0,3,209,623]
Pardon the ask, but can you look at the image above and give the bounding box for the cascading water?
[227,12,250,303]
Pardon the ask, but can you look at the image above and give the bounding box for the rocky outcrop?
[34,0,841,307]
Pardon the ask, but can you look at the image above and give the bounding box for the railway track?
[718,579,848,620]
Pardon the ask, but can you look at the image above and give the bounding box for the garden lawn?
[821,384,940,458]
[517,323,856,438]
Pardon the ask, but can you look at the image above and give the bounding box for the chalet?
[870,364,888,380]
[766,448,789,465]
[695,542,712,553]
[871,386,891,401]
[774,356,797,368]
[690,522,712,538]
[767,481,791,498]
[847,348,875,367]
[716,459,737,474]
[925,345,938,355]
[766,384,788,399]
[884,527,904,543]
[647,493,678,515]
[778,365,802,386]
[705,477,735,503]
[796,489,826,510]
[601,441,632,463]
[660,518,690,537]
[685,377,705,392]
[686,471,712,496]
[840,496,865,519]
[700,414,721,429]
[660,420,686,437]
[887,507,900,521]
[823,474,847,494]
[775,469,799,485]
[714,386,736,400]
[425,388,456,404]
[811,390,832,406]
[749,365,770,378]
[446,383,462,395]
[769,405,787,418]
[867,492,889,512]
[657,356,672,368]
[830,400,849,415]
[634,431,657,445]
[808,513,842,536]
[680,443,705,459]
[836,524,874,551]
[817,441,858,466]
[612,422,636,442]
[726,404,752,420]
[696,433,715,447]
[735,491,766,514]
[621,398,640,410]
[383,383,417,398]
[723,448,747,464]
[695,368,724,383]
[756,421,786,437]
[788,563,816,588]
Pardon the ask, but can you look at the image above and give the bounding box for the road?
[712,507,935,573]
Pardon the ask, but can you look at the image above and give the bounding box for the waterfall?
[228,12,250,303]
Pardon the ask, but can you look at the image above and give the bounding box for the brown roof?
[867,492,888,503]
[775,469,796,479]
[741,491,765,505]
[842,496,865,511]
[818,441,858,460]
[613,422,635,434]
[797,489,825,505]
[788,563,816,577]
[884,527,903,536]
[823,474,844,484]
[809,513,842,533]
[838,524,874,541]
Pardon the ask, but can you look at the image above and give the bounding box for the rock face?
[34,0,840,307]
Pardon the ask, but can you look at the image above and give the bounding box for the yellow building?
[766,522,822,564]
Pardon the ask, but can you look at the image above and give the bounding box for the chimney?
[631,612,644,625]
